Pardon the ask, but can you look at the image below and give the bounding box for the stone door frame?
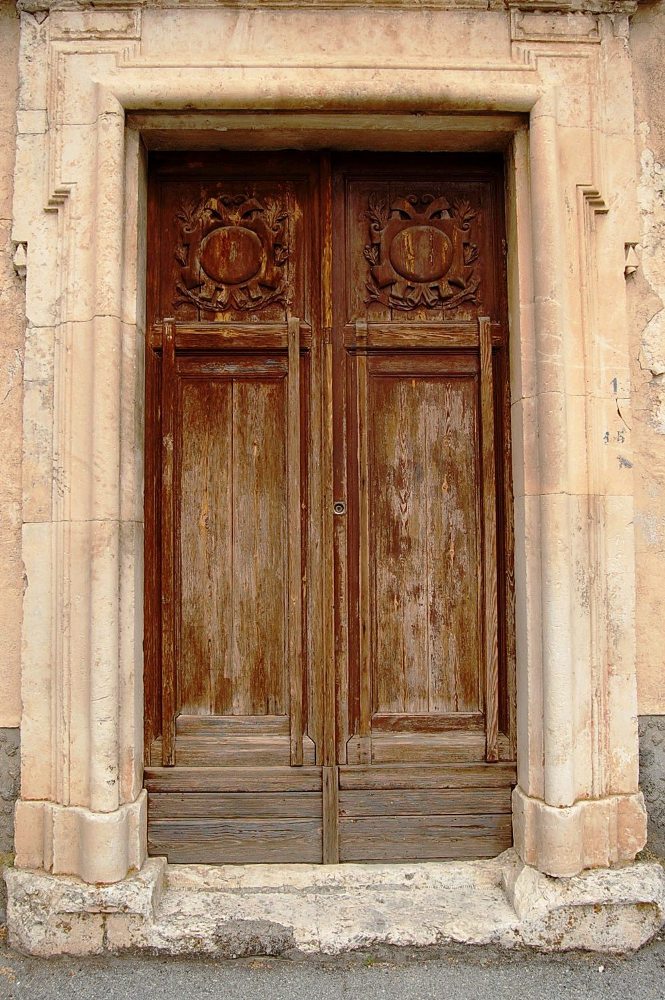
[12,5,646,885]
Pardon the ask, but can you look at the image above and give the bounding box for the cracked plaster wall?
[630,1,665,852]
[630,2,665,718]
[0,0,24,733]
[0,0,22,920]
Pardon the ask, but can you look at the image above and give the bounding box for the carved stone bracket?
[12,243,27,280]
[364,192,480,311]
[625,242,640,277]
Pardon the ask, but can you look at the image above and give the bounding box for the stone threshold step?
[5,849,665,958]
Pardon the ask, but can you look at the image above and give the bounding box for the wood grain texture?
[322,765,340,863]
[160,318,177,766]
[368,368,481,716]
[339,814,512,862]
[339,787,512,817]
[479,317,499,761]
[149,818,323,864]
[145,766,323,793]
[288,316,304,764]
[369,731,488,765]
[149,791,322,820]
[149,321,313,352]
[176,370,290,718]
[371,713,484,733]
[339,763,516,790]
[356,320,372,741]
[145,152,516,866]
[232,377,288,715]
[150,733,315,766]
[176,715,289,736]
[341,321,504,351]
[321,154,337,769]
[178,378,233,714]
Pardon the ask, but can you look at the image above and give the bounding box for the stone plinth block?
[13,791,147,884]
[513,786,648,877]
[5,858,165,956]
[502,852,665,953]
[5,852,665,958]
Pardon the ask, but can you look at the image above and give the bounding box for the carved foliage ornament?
[364,193,480,311]
[174,192,290,313]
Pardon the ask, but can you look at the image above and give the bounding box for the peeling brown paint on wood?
[145,151,515,864]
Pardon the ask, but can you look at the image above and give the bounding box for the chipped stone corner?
[501,851,665,954]
[5,854,665,958]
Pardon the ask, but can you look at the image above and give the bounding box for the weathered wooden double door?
[144,152,516,864]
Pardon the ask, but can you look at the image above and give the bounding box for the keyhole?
[333,501,346,515]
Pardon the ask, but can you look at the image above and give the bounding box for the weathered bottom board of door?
[145,763,516,864]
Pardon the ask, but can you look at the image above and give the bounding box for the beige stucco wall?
[630,1,665,716]
[0,0,23,729]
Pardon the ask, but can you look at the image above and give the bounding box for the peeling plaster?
[636,132,665,423]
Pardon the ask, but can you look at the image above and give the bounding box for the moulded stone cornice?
[14,0,644,16]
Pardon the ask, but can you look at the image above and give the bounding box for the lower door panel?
[145,766,324,864]
[338,764,515,862]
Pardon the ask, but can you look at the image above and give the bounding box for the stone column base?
[13,791,147,884]
[4,851,665,958]
[512,786,648,877]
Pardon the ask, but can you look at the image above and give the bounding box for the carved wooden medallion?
[364,193,480,311]
[174,193,290,313]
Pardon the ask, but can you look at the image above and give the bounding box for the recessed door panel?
[178,373,290,718]
[368,366,482,718]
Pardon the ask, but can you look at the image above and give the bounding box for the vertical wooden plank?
[426,379,481,714]
[160,318,176,766]
[500,347,518,757]
[288,316,304,765]
[179,380,233,715]
[371,376,428,715]
[307,169,325,765]
[322,765,339,863]
[480,316,499,762]
[356,320,372,759]
[321,154,337,768]
[232,378,288,715]
[144,169,162,762]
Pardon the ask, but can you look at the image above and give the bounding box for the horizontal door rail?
[343,319,503,350]
[150,320,312,351]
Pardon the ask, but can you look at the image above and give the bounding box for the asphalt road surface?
[1,936,665,1000]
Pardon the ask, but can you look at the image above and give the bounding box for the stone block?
[6,854,665,957]
[502,851,665,953]
[6,857,165,953]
